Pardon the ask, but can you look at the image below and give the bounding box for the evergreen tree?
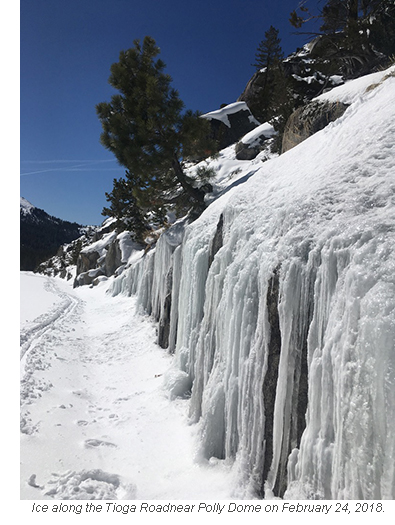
[253,26,284,72]
[250,26,287,122]
[97,36,216,241]
[102,176,148,241]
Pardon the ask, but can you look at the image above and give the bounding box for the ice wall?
[110,218,187,349]
[111,74,395,499]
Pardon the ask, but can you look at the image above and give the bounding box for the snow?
[20,272,65,325]
[202,101,260,127]
[20,196,35,215]
[80,230,117,256]
[117,231,143,265]
[293,73,324,85]
[20,273,236,501]
[240,122,276,146]
[20,65,395,508]
[315,64,395,105]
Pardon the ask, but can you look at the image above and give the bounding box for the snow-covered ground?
[20,273,236,500]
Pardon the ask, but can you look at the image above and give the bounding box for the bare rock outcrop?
[282,100,349,153]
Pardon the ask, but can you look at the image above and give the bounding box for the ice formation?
[110,69,395,499]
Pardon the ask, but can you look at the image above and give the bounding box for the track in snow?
[20,275,234,500]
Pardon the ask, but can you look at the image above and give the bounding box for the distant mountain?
[20,198,86,271]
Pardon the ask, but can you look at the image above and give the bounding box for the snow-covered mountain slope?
[20,197,87,272]
[110,65,395,499]
[20,197,36,216]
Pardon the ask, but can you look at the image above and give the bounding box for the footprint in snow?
[42,469,137,500]
[84,438,117,448]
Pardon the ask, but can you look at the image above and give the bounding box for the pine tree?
[253,26,284,72]
[97,36,216,240]
[250,27,288,122]
[102,176,148,241]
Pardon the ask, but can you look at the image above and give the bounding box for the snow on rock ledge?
[202,102,261,150]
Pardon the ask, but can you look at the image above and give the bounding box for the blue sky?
[20,0,318,225]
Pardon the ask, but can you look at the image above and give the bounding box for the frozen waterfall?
[110,72,395,499]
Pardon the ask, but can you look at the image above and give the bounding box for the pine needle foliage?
[253,26,284,72]
[97,36,216,242]
[250,26,289,123]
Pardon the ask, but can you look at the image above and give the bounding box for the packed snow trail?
[20,273,234,500]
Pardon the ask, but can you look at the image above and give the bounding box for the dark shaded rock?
[282,100,349,153]
[261,268,282,497]
[208,214,224,267]
[104,240,123,277]
[235,141,261,161]
[76,250,100,276]
[239,33,388,126]
[158,289,172,349]
[287,34,390,81]
[202,102,259,150]
[238,71,262,114]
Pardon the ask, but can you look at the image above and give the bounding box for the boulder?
[282,100,349,153]
[74,267,105,288]
[235,122,276,160]
[235,141,261,161]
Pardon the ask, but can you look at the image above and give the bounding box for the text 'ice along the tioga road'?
[31,501,386,515]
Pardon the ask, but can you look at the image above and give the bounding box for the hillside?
[20,198,87,271]
[21,64,395,500]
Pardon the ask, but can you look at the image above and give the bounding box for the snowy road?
[20,273,234,500]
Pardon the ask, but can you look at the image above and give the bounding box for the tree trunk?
[172,156,206,205]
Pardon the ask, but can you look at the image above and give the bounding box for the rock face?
[282,100,349,153]
[239,34,390,125]
[104,239,123,277]
[73,229,141,288]
[76,250,101,276]
[202,102,260,150]
[104,67,395,499]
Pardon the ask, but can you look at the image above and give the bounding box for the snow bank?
[20,275,236,500]
[316,64,395,105]
[241,122,276,146]
[110,66,395,499]
[20,272,64,326]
